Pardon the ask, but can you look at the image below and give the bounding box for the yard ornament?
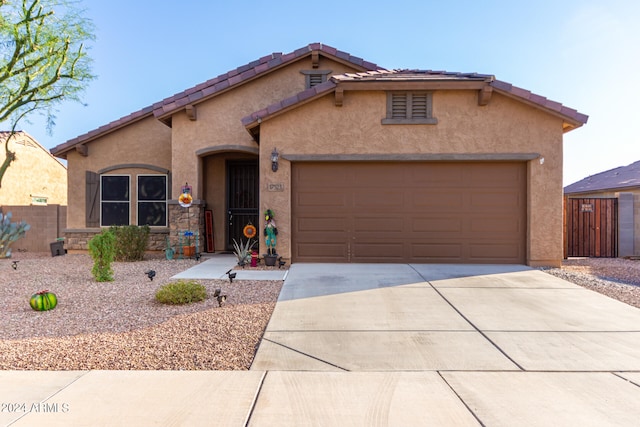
[264,209,278,256]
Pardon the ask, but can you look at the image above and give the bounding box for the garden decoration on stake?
[178,183,196,258]
[264,209,278,266]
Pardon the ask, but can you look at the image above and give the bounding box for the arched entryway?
[200,145,259,252]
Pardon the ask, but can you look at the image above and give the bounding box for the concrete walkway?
[171,254,289,281]
[3,263,640,426]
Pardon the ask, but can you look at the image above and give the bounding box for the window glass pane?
[102,202,129,226]
[138,202,166,226]
[102,176,129,201]
[138,176,166,201]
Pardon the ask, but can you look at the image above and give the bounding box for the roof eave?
[50,107,155,158]
[242,81,338,139]
[153,43,381,123]
[490,80,588,133]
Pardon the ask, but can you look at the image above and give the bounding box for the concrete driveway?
[4,263,640,426]
[249,263,640,426]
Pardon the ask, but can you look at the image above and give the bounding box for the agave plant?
[0,212,31,258]
[232,238,256,267]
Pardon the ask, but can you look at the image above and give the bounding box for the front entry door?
[227,160,258,250]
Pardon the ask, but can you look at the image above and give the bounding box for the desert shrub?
[110,225,150,262]
[155,280,207,305]
[88,230,116,282]
[0,211,31,258]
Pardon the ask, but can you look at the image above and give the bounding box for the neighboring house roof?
[564,160,640,194]
[0,131,66,168]
[50,43,381,158]
[241,69,589,131]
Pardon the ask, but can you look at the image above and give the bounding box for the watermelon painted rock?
[29,290,57,311]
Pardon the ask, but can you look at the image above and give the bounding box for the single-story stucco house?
[0,131,67,206]
[50,43,588,267]
[564,161,639,258]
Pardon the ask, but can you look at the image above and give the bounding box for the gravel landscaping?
[1,253,639,371]
[0,253,282,370]
[542,257,640,309]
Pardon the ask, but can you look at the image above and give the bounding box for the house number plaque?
[581,204,593,212]
[268,183,285,192]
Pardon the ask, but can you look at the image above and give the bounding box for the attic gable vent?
[309,74,324,87]
[301,69,332,89]
[383,91,438,125]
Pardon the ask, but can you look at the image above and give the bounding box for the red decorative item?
[251,250,258,267]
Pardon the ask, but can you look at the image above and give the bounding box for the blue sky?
[22,0,640,185]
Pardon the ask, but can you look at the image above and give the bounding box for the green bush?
[88,230,116,282]
[110,225,150,262]
[155,280,207,305]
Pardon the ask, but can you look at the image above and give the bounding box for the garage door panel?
[470,191,522,208]
[292,162,526,264]
[469,164,524,186]
[412,217,463,233]
[410,243,463,261]
[297,192,348,208]
[469,243,523,261]
[410,164,465,185]
[412,191,464,208]
[353,242,405,262]
[297,216,349,233]
[354,190,405,209]
[470,217,522,234]
[354,166,406,186]
[353,216,405,233]
[295,164,349,185]
[297,243,348,261]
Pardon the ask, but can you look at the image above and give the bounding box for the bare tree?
[0,0,94,188]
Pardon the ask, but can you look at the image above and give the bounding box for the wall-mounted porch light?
[271,148,279,172]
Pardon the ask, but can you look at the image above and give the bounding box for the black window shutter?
[86,171,99,227]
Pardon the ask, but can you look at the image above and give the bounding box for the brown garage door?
[292,162,526,263]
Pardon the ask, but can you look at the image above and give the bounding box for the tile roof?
[50,43,589,157]
[332,69,494,82]
[242,69,589,129]
[564,160,640,194]
[50,43,381,157]
[241,80,337,127]
[50,105,155,156]
[490,80,588,127]
[152,43,381,122]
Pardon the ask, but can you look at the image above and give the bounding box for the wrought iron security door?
[227,161,258,250]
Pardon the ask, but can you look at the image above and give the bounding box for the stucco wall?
[170,57,362,198]
[0,133,67,206]
[64,115,172,229]
[258,90,566,266]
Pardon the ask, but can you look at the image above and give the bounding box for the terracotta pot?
[183,245,195,257]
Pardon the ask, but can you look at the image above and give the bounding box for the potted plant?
[183,230,195,257]
[263,209,278,266]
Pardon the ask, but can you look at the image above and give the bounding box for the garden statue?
[264,209,278,256]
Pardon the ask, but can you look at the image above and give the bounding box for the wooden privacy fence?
[565,198,618,258]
